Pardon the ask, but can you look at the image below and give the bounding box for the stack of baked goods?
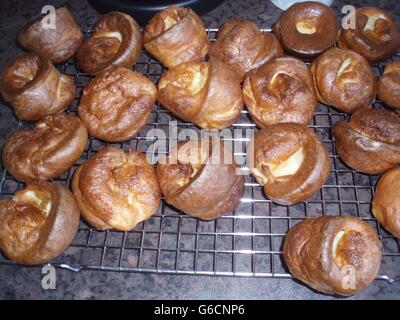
[1,2,399,297]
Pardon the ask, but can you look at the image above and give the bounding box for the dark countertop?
[1,0,400,300]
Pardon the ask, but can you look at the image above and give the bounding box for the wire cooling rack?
[1,29,400,283]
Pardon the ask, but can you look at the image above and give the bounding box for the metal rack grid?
[0,29,400,283]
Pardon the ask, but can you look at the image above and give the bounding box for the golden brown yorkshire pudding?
[143,6,210,68]
[310,48,376,113]
[373,168,400,237]
[378,62,400,112]
[283,215,382,296]
[157,57,243,129]
[209,18,284,81]
[156,138,244,220]
[0,53,75,121]
[76,12,142,75]
[243,56,317,128]
[2,113,88,182]
[78,67,156,142]
[274,1,338,59]
[18,7,83,63]
[72,146,161,231]
[0,181,80,265]
[338,7,400,62]
[248,123,330,205]
[333,107,400,174]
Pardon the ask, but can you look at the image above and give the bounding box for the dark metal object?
[88,0,225,25]
[0,29,399,283]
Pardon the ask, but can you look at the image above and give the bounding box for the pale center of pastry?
[333,230,346,259]
[336,58,351,78]
[163,16,179,31]
[13,190,52,216]
[269,147,304,178]
[97,31,123,42]
[364,16,379,31]
[252,167,269,186]
[296,20,317,34]
[160,64,208,95]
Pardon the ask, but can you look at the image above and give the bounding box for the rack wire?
[0,29,400,283]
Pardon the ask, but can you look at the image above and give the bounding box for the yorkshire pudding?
[248,123,330,205]
[283,215,382,296]
[157,57,243,129]
[243,56,317,128]
[310,48,376,113]
[333,107,400,174]
[78,67,156,142]
[0,53,75,121]
[72,146,161,231]
[0,181,80,265]
[378,61,400,112]
[338,7,400,62]
[372,168,400,237]
[2,113,88,182]
[156,138,244,220]
[274,1,338,59]
[18,6,83,63]
[143,6,209,68]
[76,11,142,75]
[209,18,284,81]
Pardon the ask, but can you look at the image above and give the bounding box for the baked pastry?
[0,53,75,121]
[76,11,142,75]
[209,18,284,81]
[274,1,338,59]
[338,7,400,62]
[78,67,156,142]
[72,146,161,231]
[333,107,400,174]
[248,123,330,205]
[310,48,376,113]
[243,56,317,128]
[156,138,244,220]
[143,6,209,68]
[372,168,400,237]
[2,113,88,182]
[157,57,243,129]
[283,215,382,296]
[0,181,80,265]
[18,6,83,63]
[378,61,400,112]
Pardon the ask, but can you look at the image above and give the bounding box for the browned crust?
[209,18,284,81]
[249,123,330,205]
[157,57,243,130]
[372,168,400,237]
[310,48,376,113]
[78,67,157,142]
[18,7,83,63]
[378,61,400,111]
[72,146,161,231]
[273,1,338,59]
[338,7,400,62]
[77,11,142,75]
[333,107,400,174]
[0,53,75,121]
[2,113,88,182]
[143,6,210,68]
[156,138,244,220]
[283,215,382,296]
[243,56,317,128]
[0,180,80,265]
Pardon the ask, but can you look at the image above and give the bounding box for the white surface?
[270,0,334,11]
